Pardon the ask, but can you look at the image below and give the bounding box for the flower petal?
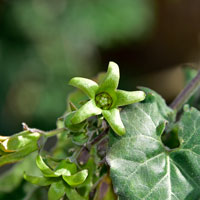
[98,62,120,92]
[102,108,125,136]
[115,90,146,107]
[69,77,99,99]
[71,100,102,124]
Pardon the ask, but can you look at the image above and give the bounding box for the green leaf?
[102,108,125,136]
[0,131,40,152]
[36,155,58,177]
[24,173,55,186]
[55,160,77,176]
[69,77,99,99]
[54,168,71,177]
[115,90,146,107]
[0,130,41,166]
[48,181,66,200]
[76,157,97,198]
[0,149,6,156]
[170,105,200,195]
[107,90,200,199]
[0,136,9,142]
[98,62,119,92]
[0,143,38,167]
[94,174,117,200]
[0,152,40,192]
[138,87,175,121]
[65,184,85,200]
[63,169,88,187]
[71,100,102,124]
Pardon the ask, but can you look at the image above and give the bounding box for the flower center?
[95,92,113,110]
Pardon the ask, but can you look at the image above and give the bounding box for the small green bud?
[72,132,88,146]
[64,112,86,132]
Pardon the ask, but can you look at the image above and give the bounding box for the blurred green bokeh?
[0,0,155,135]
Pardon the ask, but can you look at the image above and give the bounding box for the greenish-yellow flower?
[68,61,146,136]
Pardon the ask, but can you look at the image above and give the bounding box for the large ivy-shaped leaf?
[107,89,200,200]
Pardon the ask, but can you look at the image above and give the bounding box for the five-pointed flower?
[69,61,146,136]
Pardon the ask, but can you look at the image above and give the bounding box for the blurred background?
[1,0,200,135]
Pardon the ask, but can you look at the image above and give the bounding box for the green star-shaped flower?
[69,61,146,136]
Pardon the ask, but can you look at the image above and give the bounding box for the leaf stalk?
[170,69,200,111]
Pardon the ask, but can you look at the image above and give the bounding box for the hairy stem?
[22,122,66,137]
[44,128,67,137]
[170,69,200,111]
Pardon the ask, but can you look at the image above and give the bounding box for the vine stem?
[44,128,67,137]
[170,69,200,111]
[88,127,109,147]
[22,122,66,137]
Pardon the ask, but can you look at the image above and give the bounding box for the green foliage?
[0,152,40,193]
[24,155,89,199]
[107,89,200,199]
[0,131,41,166]
[48,181,65,200]
[1,64,200,200]
[94,174,117,200]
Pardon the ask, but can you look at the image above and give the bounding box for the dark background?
[1,0,200,135]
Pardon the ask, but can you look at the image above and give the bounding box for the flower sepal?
[64,111,87,133]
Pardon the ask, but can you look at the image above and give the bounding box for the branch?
[22,123,66,137]
[170,69,200,111]
[88,127,109,147]
[76,127,109,166]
